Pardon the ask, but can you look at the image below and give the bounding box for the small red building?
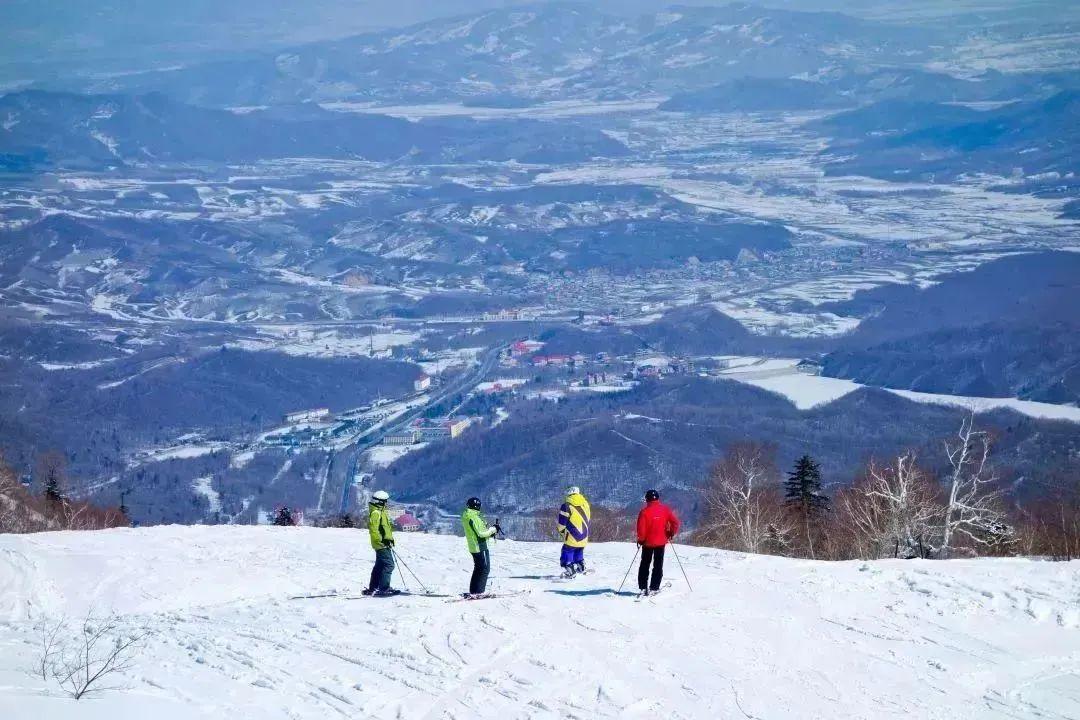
[394,512,422,532]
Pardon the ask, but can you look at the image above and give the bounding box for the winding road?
[333,343,507,514]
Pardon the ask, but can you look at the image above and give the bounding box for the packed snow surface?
[1,527,1078,719]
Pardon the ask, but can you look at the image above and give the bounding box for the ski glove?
[384,539,395,547]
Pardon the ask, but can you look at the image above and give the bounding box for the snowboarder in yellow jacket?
[462,497,500,596]
[557,486,591,578]
[363,490,400,596]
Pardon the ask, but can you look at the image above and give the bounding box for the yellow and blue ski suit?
[558,491,591,547]
[558,491,591,568]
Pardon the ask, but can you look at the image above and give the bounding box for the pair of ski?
[289,590,453,600]
[554,568,594,582]
[448,589,528,603]
[634,581,673,601]
[289,590,525,602]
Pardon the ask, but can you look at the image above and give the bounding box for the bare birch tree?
[939,415,1013,557]
[701,442,792,554]
[840,453,943,559]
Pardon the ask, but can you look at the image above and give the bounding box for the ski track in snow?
[1,527,1078,719]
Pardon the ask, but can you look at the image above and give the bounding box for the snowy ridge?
[1,527,1078,719]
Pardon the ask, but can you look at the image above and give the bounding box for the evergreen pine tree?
[36,452,67,521]
[785,455,828,514]
[785,455,829,557]
[44,473,63,506]
[274,506,295,526]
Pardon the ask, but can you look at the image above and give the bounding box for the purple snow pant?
[560,544,584,567]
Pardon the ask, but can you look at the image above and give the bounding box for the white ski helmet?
[372,490,390,503]
[566,486,581,496]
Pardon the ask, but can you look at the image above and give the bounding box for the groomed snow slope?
[2,527,1079,719]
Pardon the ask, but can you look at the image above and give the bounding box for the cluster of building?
[509,340,545,358]
[630,355,694,379]
[283,408,331,424]
[383,416,474,446]
[531,353,584,368]
[505,340,595,369]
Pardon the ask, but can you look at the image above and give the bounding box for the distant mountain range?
[816,90,1080,180]
[0,90,627,171]
[54,3,942,106]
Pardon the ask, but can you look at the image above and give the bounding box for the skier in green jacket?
[461,497,500,597]
[363,490,400,596]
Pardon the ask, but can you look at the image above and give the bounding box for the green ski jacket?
[368,503,394,550]
[461,507,497,553]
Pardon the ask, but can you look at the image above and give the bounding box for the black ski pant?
[470,544,491,595]
[369,547,395,592]
[638,545,665,591]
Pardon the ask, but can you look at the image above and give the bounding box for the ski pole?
[392,548,431,594]
[391,548,410,592]
[669,543,693,592]
[617,545,640,593]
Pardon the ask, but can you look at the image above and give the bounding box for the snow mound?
[1,527,1078,719]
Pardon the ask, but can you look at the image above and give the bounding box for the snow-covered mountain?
[1,526,1078,718]
[81,3,943,106]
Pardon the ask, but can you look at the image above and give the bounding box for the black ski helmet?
[466,497,482,510]
[644,489,660,502]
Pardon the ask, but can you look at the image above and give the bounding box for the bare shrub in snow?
[499,513,551,541]
[1,460,44,533]
[1017,475,1080,561]
[1,455,127,533]
[839,453,943,559]
[589,505,635,542]
[35,613,147,700]
[34,617,66,682]
[699,442,793,554]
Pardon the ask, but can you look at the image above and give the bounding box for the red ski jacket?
[636,500,680,548]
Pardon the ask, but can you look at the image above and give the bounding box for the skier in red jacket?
[636,489,680,595]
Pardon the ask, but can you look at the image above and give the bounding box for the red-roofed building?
[394,512,422,532]
[511,340,545,357]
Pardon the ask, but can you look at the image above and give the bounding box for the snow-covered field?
[2,527,1079,719]
[715,360,1080,423]
[365,442,429,468]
